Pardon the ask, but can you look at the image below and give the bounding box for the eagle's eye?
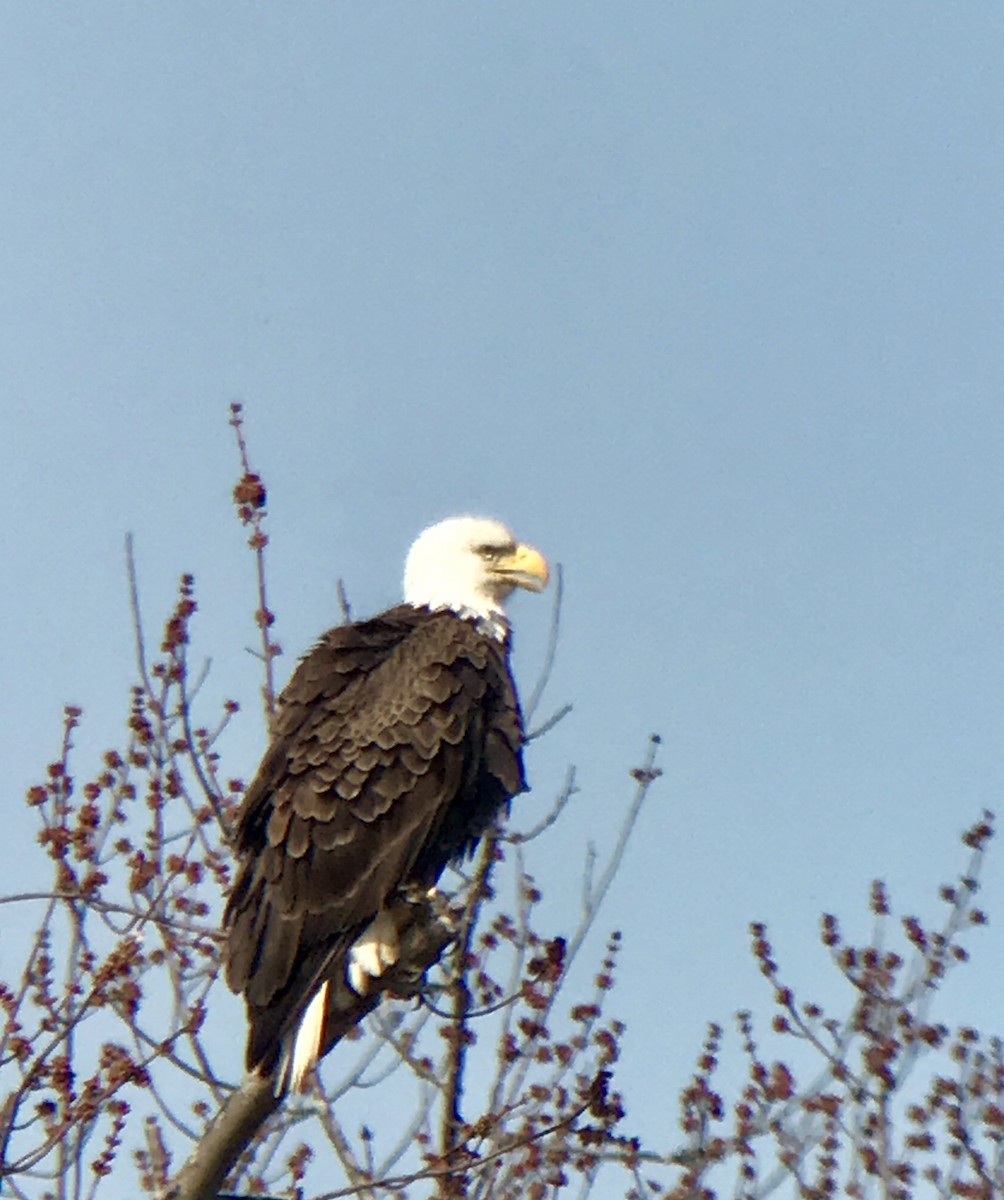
[474,542,511,562]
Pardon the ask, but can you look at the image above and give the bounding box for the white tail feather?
[288,979,329,1092]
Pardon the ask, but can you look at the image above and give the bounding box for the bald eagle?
[224,516,548,1090]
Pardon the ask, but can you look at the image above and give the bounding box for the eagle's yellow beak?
[494,543,549,592]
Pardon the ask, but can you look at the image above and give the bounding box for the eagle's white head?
[403,516,549,638]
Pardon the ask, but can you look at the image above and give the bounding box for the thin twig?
[523,564,563,728]
[566,735,662,970]
[229,403,278,722]
[336,579,352,624]
[177,648,230,835]
[125,533,152,697]
[507,765,578,843]
[313,1096,594,1200]
[525,702,573,743]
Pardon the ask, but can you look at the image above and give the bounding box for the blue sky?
[2,2,1002,1184]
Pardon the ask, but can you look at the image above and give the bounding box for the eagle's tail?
[272,908,404,1094]
[285,979,329,1094]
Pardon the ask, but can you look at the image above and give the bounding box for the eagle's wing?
[224,607,524,1072]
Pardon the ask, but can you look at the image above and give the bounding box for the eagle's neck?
[403,562,510,643]
[454,605,509,643]
[413,601,509,643]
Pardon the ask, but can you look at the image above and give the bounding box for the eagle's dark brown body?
[224,604,526,1074]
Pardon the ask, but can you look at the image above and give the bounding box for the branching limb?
[168,893,457,1200]
[567,734,662,972]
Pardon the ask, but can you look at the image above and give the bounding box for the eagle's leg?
[347,908,401,994]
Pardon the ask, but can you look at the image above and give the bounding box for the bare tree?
[1,407,999,1200]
